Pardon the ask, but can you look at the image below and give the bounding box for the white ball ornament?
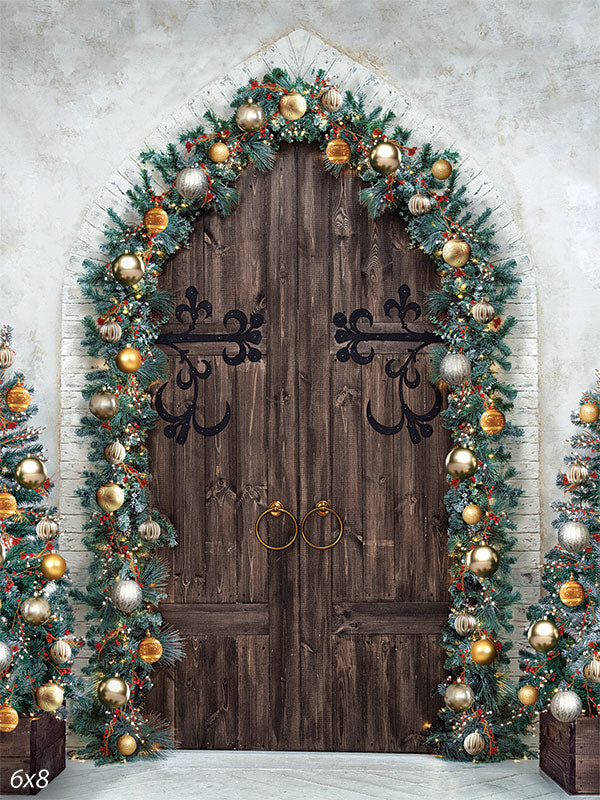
[463,730,486,756]
[109,579,142,614]
[558,521,590,553]
[0,641,12,673]
[320,86,343,112]
[550,689,582,723]
[439,352,471,385]
[175,165,208,201]
[49,639,72,665]
[103,441,126,465]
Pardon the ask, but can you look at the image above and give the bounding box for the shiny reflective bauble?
[208,141,230,163]
[0,641,12,673]
[408,193,433,216]
[115,346,142,374]
[579,402,599,423]
[462,503,484,525]
[558,521,590,553]
[36,516,59,541]
[144,206,169,234]
[369,140,401,175]
[112,253,145,287]
[138,518,161,542]
[463,730,486,756]
[559,575,584,607]
[89,390,118,421]
[35,681,64,711]
[104,441,126,465]
[320,86,343,112]
[442,239,471,267]
[445,446,478,479]
[5,382,31,413]
[480,406,506,435]
[325,137,351,164]
[15,456,47,489]
[97,675,130,709]
[175,165,207,201]
[41,553,67,581]
[0,702,19,732]
[21,595,51,626]
[96,482,125,513]
[0,487,17,520]
[527,618,560,653]
[470,637,496,665]
[235,100,265,132]
[439,352,471,385]
[518,684,539,706]
[466,545,500,578]
[116,733,137,756]
[550,689,582,723]
[138,633,163,664]
[444,681,474,711]
[278,91,307,120]
[432,158,452,180]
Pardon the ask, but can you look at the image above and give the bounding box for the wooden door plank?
[160,602,268,634]
[363,635,394,752]
[175,635,204,748]
[332,601,450,634]
[333,636,365,751]
[237,635,270,749]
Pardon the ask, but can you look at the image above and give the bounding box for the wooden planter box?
[540,711,600,795]
[0,713,65,795]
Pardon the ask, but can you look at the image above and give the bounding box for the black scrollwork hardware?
[155,286,264,443]
[333,284,443,443]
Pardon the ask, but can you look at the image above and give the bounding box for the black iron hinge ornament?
[333,284,443,443]
[156,286,264,443]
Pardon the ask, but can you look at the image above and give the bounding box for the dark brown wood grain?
[540,712,600,795]
[0,714,65,795]
[148,143,450,752]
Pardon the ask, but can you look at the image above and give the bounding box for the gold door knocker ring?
[301,501,343,550]
[255,501,298,550]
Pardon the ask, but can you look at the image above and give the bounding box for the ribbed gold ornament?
[36,516,59,540]
[138,631,163,664]
[0,486,17,520]
[583,657,600,684]
[0,702,19,732]
[559,574,584,607]
[408,193,432,216]
[320,86,343,112]
[463,730,486,756]
[471,300,496,324]
[566,462,589,486]
[0,345,15,370]
[99,320,122,343]
[138,518,161,542]
[480,405,506,435]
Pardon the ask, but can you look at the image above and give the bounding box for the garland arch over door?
[146,143,450,750]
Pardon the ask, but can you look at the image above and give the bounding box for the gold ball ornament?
[41,553,67,581]
[463,730,486,756]
[527,618,560,653]
[0,345,15,370]
[480,405,506,435]
[471,300,496,324]
[235,100,265,132]
[0,702,19,732]
[96,482,125,513]
[579,401,599,423]
[5,382,31,413]
[369,140,401,175]
[144,206,169,234]
[442,238,471,267]
[445,446,478,479]
[432,158,453,180]
[559,574,585,607]
[518,684,539,706]
[566,462,589,485]
[138,518,161,542]
[467,545,500,578]
[116,734,137,756]
[320,86,343,112]
[97,675,130,709]
[0,486,18,520]
[115,346,142,374]
[112,253,145,287]
[325,137,351,164]
[35,681,64,712]
[583,657,600,684]
[138,632,163,664]
[89,390,118,421]
[444,681,474,711]
[470,637,496,665]
[408,193,433,216]
[104,441,126,465]
[453,612,477,636]
[36,516,59,541]
[99,320,122,343]
[15,456,47,489]
[208,141,230,163]
[279,91,307,120]
[49,639,72,665]
[21,595,51,626]
[462,503,484,525]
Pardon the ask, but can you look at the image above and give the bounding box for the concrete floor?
[9,752,594,800]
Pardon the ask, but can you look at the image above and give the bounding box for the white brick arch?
[60,29,540,683]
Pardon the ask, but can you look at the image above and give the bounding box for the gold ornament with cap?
[527,618,560,653]
[5,381,31,413]
[112,253,145,286]
[208,140,230,163]
[15,456,47,489]
[279,90,307,120]
[445,446,478,479]
[369,138,401,175]
[467,545,500,578]
[235,99,265,132]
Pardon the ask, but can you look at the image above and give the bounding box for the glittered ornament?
[439,352,471,385]
[369,140,401,175]
[208,141,230,163]
[566,462,589,485]
[116,733,137,756]
[0,487,18,519]
[175,165,208,201]
[97,675,130,709]
[445,446,478,479]
[0,702,19,732]
[41,552,67,581]
[444,681,474,711]
[583,657,600,684]
[5,381,31,413]
[432,158,452,180]
[104,441,126,465]
[15,456,47,489]
[480,405,506,435]
[144,206,169,234]
[112,253,145,286]
[89,389,118,420]
[471,300,496,324]
[138,632,163,663]
[558,521,590,553]
[279,91,307,120]
[36,516,59,541]
[235,100,265,132]
[50,639,72,665]
[0,345,15,370]
[550,690,582,723]
[518,684,539,706]
[96,482,125,513]
[35,681,64,712]
[442,239,471,267]
[453,612,477,636]
[320,86,343,112]
[408,193,433,216]
[21,595,51,626]
[527,619,560,653]
[579,401,599,423]
[467,545,500,578]
[470,637,496,665]
[99,320,122,343]
[559,574,585,607]
[0,640,12,673]
[325,137,351,164]
[115,346,142,374]
[462,503,483,525]
[463,730,486,756]
[138,518,161,542]
[110,579,142,613]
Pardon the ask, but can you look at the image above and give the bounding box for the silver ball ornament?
[550,689,582,723]
[175,165,208,201]
[109,579,142,613]
[439,352,471,385]
[558,521,590,553]
[0,641,12,673]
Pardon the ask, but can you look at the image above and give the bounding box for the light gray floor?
[4,751,595,800]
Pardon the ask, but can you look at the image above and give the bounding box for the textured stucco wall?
[1,0,598,669]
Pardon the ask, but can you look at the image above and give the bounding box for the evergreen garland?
[75,67,529,762]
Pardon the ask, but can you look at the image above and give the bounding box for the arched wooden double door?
[148,144,450,751]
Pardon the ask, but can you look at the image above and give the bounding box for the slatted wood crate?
[540,712,600,795]
[0,714,65,795]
